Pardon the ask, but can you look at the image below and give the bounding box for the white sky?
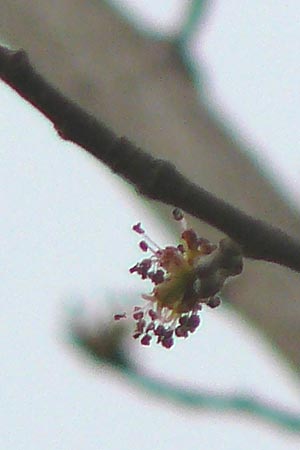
[1,1,300,449]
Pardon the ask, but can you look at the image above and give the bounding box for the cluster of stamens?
[114,208,242,349]
[129,304,205,348]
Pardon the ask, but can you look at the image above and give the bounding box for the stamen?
[132,223,144,234]
[146,322,155,332]
[142,233,161,252]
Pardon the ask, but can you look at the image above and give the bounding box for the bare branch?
[1,45,300,272]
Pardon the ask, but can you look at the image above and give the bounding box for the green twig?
[70,328,300,434]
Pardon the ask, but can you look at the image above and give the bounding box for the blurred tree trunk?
[1,0,300,371]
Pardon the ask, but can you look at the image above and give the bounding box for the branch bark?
[1,45,300,272]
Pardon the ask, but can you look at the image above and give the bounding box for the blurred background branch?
[68,315,300,434]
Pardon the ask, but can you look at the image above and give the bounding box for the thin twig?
[70,321,300,434]
[1,45,300,271]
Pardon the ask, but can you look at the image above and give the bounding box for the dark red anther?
[132,223,144,234]
[179,315,188,326]
[129,264,138,273]
[149,270,164,285]
[175,326,188,338]
[132,259,152,279]
[114,313,126,320]
[133,332,141,339]
[187,314,200,332]
[141,334,152,346]
[136,319,146,333]
[133,310,144,320]
[187,314,200,328]
[162,337,174,349]
[207,296,221,309]
[149,309,158,321]
[154,325,166,336]
[139,241,148,252]
[164,329,174,339]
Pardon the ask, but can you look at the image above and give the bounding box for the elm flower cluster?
[114,209,243,349]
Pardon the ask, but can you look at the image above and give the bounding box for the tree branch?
[1,44,300,272]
